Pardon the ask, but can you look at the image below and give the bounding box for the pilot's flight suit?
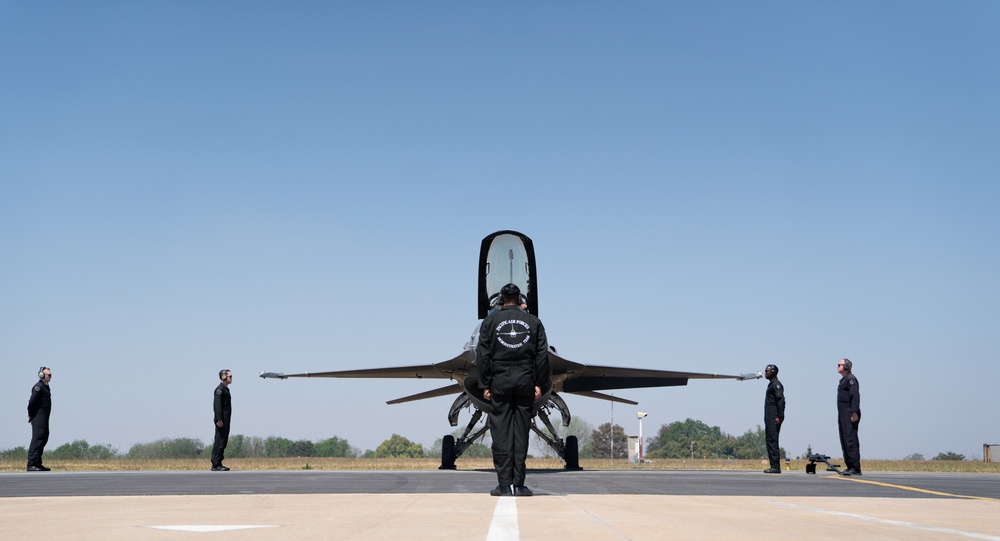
[837,372,861,472]
[764,377,785,471]
[27,380,52,469]
[211,382,232,469]
[477,305,551,490]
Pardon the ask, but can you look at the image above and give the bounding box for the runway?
[2,469,998,540]
[2,468,999,499]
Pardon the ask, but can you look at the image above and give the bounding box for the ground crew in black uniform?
[762,364,785,474]
[836,358,862,475]
[27,366,53,471]
[477,283,551,497]
[211,369,233,471]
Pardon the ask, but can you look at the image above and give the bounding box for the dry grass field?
[2,456,999,473]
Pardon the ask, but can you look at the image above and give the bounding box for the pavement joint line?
[827,475,1000,501]
[144,525,279,532]
[762,499,1000,541]
[562,494,633,540]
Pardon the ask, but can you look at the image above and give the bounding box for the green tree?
[726,426,772,460]
[128,438,203,459]
[643,418,779,460]
[0,446,28,460]
[532,416,594,458]
[226,435,266,458]
[645,418,724,459]
[288,439,316,457]
[582,423,628,459]
[263,436,295,457]
[48,440,119,460]
[904,453,926,461]
[461,441,493,458]
[49,440,90,460]
[932,451,966,461]
[429,430,491,459]
[315,436,356,458]
[163,437,203,458]
[375,434,424,458]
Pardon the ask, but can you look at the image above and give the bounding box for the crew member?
[763,364,785,474]
[836,358,862,475]
[477,283,551,497]
[27,367,53,472]
[211,369,233,471]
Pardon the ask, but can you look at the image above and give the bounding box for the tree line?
[0,435,360,460]
[0,433,468,461]
[0,419,973,461]
[0,422,777,461]
[575,418,774,460]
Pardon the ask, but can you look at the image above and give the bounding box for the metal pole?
[610,394,614,463]
[638,416,643,462]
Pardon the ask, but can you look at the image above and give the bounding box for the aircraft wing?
[549,351,759,394]
[259,353,473,381]
[261,350,759,398]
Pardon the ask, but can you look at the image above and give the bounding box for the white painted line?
[145,525,279,533]
[763,500,1000,540]
[486,497,519,541]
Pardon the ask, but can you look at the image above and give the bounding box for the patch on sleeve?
[216,388,223,396]
[849,380,855,386]
[33,385,41,392]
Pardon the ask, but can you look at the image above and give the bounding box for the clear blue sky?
[2,2,997,460]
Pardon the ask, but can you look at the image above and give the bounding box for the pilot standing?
[211,369,233,471]
[836,358,862,475]
[477,283,551,497]
[27,367,53,471]
[762,364,785,474]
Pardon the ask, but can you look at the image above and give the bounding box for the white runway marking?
[485,497,519,541]
[145,525,279,532]
[763,500,1000,540]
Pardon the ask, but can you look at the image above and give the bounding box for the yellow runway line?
[830,475,1000,501]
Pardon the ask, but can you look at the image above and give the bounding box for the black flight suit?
[764,377,785,471]
[477,305,551,489]
[211,383,232,469]
[27,380,52,469]
[837,372,861,471]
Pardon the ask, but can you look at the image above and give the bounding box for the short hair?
[500,283,521,303]
[840,358,852,371]
[219,369,231,380]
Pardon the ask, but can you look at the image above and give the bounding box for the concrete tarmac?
[2,469,998,540]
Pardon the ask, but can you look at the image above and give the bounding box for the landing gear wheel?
[564,435,582,471]
[439,435,456,470]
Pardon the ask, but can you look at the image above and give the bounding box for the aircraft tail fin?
[386,383,464,405]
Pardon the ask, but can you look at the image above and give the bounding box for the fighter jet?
[261,230,760,469]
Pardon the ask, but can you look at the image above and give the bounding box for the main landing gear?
[439,386,581,471]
